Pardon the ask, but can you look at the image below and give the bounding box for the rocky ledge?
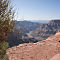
[7,32,60,60]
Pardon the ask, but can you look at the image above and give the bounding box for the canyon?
[7,31,60,60]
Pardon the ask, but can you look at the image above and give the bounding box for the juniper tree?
[0,0,15,58]
[0,0,15,43]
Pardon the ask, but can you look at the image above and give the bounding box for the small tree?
[0,0,15,59]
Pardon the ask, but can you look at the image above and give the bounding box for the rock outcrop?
[29,20,60,40]
[7,32,60,60]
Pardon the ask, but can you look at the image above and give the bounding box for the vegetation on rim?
[0,0,15,59]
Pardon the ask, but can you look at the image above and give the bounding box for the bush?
[0,0,15,59]
[0,42,9,59]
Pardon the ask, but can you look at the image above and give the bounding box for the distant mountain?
[8,20,60,47]
[28,20,60,40]
[14,20,42,35]
[8,21,41,47]
[28,20,50,23]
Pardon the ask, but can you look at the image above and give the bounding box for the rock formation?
[7,32,60,60]
[29,20,60,40]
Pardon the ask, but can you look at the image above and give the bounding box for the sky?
[13,0,60,20]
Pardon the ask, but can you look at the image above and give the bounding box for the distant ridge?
[49,20,60,24]
[28,20,60,40]
[8,20,60,47]
[26,20,50,23]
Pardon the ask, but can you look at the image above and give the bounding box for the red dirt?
[7,32,60,60]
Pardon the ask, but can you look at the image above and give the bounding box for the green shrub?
[0,42,9,59]
[0,0,15,59]
[1,42,9,50]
